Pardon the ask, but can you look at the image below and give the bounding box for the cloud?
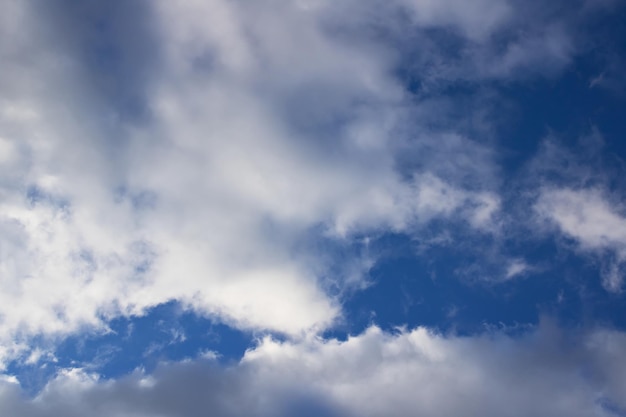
[536,186,626,291]
[400,0,513,40]
[504,259,531,280]
[1,323,626,416]
[0,0,622,370]
[0,0,514,353]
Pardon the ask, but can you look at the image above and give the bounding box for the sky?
[1,0,626,415]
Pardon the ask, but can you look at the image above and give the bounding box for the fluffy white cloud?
[1,323,625,417]
[0,0,513,355]
[0,0,615,367]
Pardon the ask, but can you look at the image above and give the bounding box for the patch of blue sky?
[7,302,253,395]
[597,397,626,417]
[328,225,626,339]
[25,185,71,211]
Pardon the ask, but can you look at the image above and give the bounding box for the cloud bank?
[2,323,626,417]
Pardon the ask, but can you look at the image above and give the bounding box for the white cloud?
[536,188,626,250]
[1,323,625,416]
[0,0,512,360]
[536,187,626,291]
[412,173,500,230]
[2,4,626,417]
[0,0,616,365]
[504,259,531,280]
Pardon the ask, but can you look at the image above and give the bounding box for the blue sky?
[1,0,626,415]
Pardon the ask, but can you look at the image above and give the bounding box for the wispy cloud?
[536,186,626,291]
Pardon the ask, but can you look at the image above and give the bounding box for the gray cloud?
[2,322,626,417]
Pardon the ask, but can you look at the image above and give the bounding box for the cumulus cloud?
[0,0,511,354]
[1,323,625,416]
[0,0,620,372]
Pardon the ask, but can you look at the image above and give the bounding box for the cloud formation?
[2,323,626,417]
[1,2,626,414]
[0,0,526,353]
[536,186,626,291]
